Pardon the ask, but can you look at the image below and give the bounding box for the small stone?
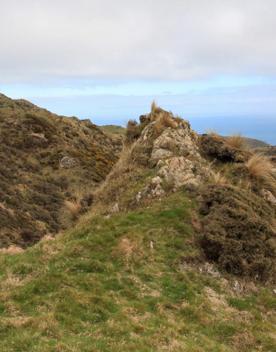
[110,203,119,213]
[151,176,162,186]
[262,189,276,205]
[60,156,78,169]
[136,192,142,203]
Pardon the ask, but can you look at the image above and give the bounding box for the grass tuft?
[226,134,245,150]
[245,153,276,190]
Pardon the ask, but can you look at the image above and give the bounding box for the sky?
[0,0,276,144]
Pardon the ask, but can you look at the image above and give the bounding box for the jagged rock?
[151,148,173,162]
[157,156,202,189]
[150,127,200,165]
[131,111,209,195]
[136,176,165,201]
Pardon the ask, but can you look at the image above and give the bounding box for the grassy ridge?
[0,192,275,351]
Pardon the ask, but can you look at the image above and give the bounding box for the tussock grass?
[246,153,276,190]
[211,171,228,185]
[153,112,178,136]
[226,134,245,150]
[151,100,159,114]
[64,199,81,219]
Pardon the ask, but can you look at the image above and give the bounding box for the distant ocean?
[30,96,276,145]
[188,116,276,145]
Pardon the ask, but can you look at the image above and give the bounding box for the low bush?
[199,184,276,282]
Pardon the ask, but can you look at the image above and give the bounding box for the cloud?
[1,0,276,83]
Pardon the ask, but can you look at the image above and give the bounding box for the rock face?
[131,109,210,199]
[0,93,120,247]
[157,157,202,190]
[150,127,200,165]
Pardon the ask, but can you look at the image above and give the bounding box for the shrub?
[199,134,249,163]
[199,184,276,281]
[126,120,141,142]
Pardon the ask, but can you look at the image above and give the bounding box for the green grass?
[0,192,275,351]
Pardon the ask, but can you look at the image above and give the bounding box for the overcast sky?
[0,0,275,142]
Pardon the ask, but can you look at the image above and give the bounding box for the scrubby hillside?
[255,145,276,164]
[95,103,276,282]
[0,102,275,351]
[0,93,121,247]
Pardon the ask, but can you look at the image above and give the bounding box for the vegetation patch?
[199,133,250,163]
[0,94,120,247]
[199,184,276,282]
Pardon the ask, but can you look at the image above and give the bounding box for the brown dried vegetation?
[0,93,120,247]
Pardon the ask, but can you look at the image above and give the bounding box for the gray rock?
[60,156,78,169]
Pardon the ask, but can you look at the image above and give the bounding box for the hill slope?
[0,102,275,351]
[0,93,121,247]
[0,185,275,351]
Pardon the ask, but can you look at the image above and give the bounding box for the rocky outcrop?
[157,156,203,190]
[131,109,210,200]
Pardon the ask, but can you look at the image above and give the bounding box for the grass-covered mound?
[0,192,275,351]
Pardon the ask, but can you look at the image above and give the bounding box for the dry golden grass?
[226,134,245,149]
[151,100,158,114]
[112,237,143,266]
[153,112,178,136]
[211,171,228,185]
[64,200,81,220]
[86,145,139,216]
[245,153,276,190]
[0,245,24,255]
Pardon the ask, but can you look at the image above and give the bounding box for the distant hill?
[99,124,126,137]
[255,145,276,164]
[0,93,121,247]
[241,137,269,149]
[222,135,269,149]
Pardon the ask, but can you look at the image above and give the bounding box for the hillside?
[0,94,121,247]
[255,146,276,164]
[99,125,126,137]
[0,102,275,351]
[241,137,269,149]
